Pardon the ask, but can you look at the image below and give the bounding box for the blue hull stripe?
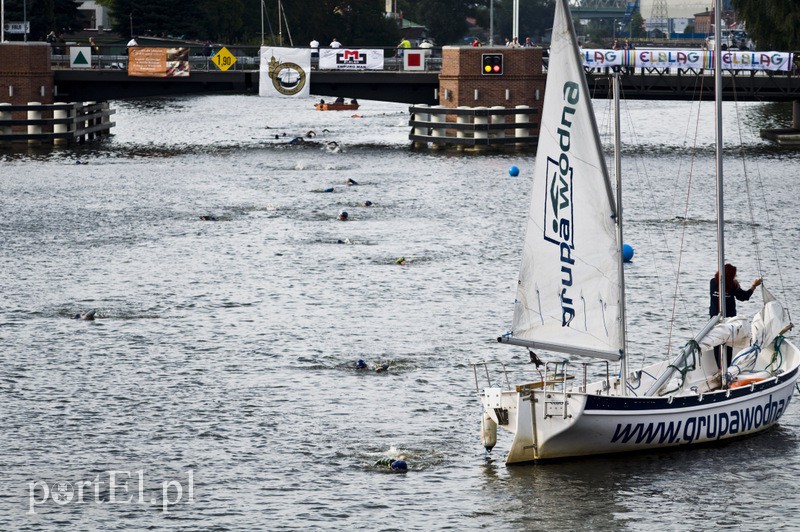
[584,366,799,411]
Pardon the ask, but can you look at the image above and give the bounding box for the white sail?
[512,0,622,358]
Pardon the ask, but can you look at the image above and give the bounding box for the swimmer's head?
[338,211,349,221]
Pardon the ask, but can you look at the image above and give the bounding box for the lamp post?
[489,0,494,46]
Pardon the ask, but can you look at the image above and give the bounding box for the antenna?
[649,0,669,37]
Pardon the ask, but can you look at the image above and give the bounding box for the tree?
[492,0,554,44]
[2,0,82,41]
[629,13,646,39]
[732,0,800,49]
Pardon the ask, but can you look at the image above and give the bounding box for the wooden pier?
[0,101,115,145]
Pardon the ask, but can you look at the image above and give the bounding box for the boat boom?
[644,315,720,396]
[497,336,622,361]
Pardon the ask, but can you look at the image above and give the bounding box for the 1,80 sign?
[212,47,237,71]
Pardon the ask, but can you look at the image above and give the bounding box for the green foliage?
[2,0,82,41]
[732,0,800,49]
[629,13,646,39]
[490,0,553,44]
[94,0,398,45]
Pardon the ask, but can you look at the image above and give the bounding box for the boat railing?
[471,358,614,395]
[578,360,612,394]
[470,360,511,393]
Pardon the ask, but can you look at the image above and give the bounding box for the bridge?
[50,50,800,105]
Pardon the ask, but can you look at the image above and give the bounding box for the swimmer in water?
[338,210,349,221]
[74,309,96,321]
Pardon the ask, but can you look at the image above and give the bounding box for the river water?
[2,94,799,530]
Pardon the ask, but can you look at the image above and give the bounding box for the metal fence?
[51,45,445,72]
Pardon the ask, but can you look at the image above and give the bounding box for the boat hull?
[484,366,798,464]
[314,103,359,111]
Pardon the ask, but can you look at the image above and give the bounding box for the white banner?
[582,49,793,71]
[259,47,311,97]
[318,49,384,70]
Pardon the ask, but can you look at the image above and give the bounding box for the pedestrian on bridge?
[397,37,411,57]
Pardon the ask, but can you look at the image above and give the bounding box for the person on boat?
[334,96,345,104]
[709,264,762,318]
[709,264,762,367]
[349,98,358,105]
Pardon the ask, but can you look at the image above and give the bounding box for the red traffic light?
[481,53,504,76]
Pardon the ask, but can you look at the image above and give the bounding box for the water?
[2,94,799,530]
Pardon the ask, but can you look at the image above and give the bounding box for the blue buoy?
[509,165,520,177]
[390,460,408,471]
[622,243,635,263]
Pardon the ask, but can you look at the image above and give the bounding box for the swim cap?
[339,211,348,220]
[390,460,408,471]
[356,359,367,368]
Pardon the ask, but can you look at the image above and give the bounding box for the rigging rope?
[731,78,764,277]
[730,75,791,320]
[664,72,708,361]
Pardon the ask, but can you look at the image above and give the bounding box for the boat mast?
[714,0,727,321]
[278,0,283,46]
[613,72,628,396]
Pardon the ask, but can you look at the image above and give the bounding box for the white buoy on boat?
[481,410,497,452]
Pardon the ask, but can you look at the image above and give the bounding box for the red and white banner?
[318,49,384,70]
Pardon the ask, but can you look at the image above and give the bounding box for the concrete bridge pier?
[760,99,800,146]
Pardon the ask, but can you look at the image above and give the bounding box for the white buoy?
[481,410,497,452]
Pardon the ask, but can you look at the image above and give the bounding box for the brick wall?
[0,43,55,105]
[438,46,545,111]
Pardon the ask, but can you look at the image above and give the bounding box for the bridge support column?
[27,102,42,145]
[437,46,544,151]
[515,105,531,150]
[760,99,800,146]
[0,43,54,106]
[456,106,470,151]
[430,105,445,150]
[491,106,505,142]
[0,103,10,145]
[53,102,68,145]
[412,104,430,149]
[472,107,488,152]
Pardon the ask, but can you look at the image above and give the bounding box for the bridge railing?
[51,45,445,72]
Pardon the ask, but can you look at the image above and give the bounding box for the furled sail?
[511,0,623,359]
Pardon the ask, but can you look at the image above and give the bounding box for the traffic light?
[482,53,503,75]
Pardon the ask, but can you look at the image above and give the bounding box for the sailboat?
[473,0,800,464]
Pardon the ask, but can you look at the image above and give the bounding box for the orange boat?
[315,102,359,111]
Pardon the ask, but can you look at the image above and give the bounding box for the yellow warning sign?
[211,47,237,71]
